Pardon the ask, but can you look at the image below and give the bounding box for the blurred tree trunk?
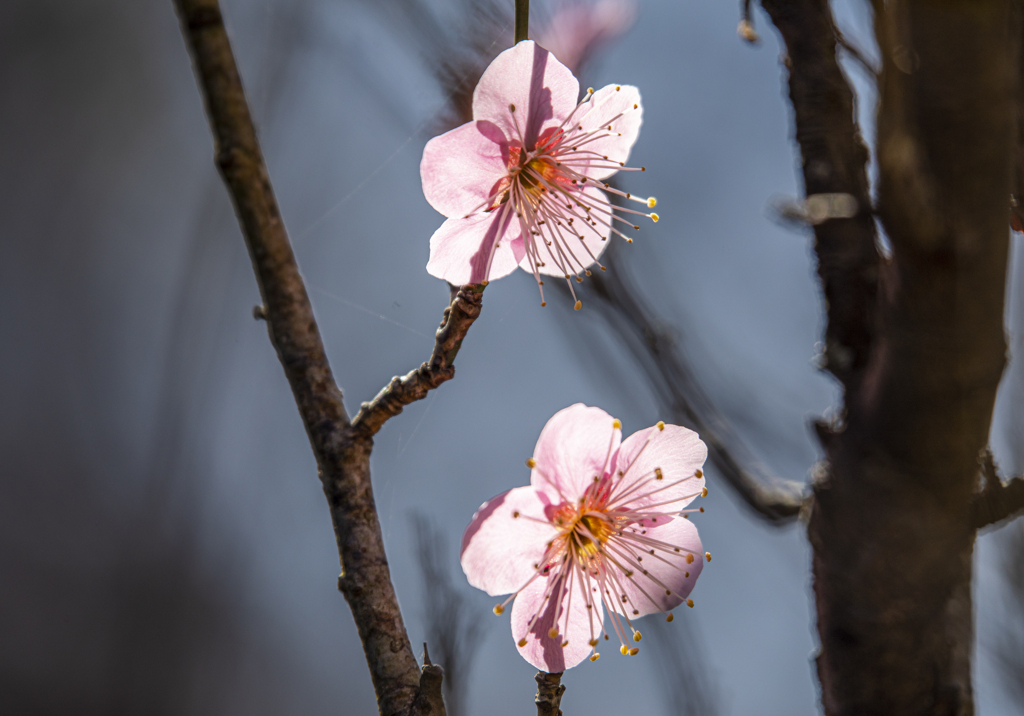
[763,1,1017,714]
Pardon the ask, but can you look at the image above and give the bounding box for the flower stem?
[514,0,529,44]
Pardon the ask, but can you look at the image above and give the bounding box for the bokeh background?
[2,1,1022,714]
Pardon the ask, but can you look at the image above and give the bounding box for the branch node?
[972,448,1024,529]
[738,0,760,44]
[408,651,446,716]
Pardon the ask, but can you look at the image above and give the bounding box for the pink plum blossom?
[460,404,709,671]
[420,41,657,309]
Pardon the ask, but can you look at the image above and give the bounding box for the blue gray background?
[2,1,1022,714]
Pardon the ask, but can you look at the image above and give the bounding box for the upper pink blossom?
[420,41,657,308]
[460,404,709,671]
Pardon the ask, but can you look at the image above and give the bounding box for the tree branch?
[172,2,465,714]
[759,0,881,396]
[973,450,1024,528]
[566,256,806,524]
[515,0,530,44]
[351,285,484,439]
[534,671,565,716]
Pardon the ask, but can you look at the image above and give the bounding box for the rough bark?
[761,1,1016,714]
[761,0,1017,713]
[760,0,880,398]
[172,1,480,714]
[534,672,565,716]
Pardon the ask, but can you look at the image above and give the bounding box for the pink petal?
[473,40,580,151]
[521,185,612,277]
[611,423,707,511]
[608,515,703,615]
[460,486,557,597]
[530,404,621,503]
[421,120,510,218]
[576,84,643,181]
[511,566,604,671]
[426,210,526,285]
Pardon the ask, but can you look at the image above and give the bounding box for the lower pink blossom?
[460,404,709,671]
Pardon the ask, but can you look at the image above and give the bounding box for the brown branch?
[760,0,881,396]
[803,1,1015,713]
[973,450,1024,528]
[534,671,565,716]
[172,2,468,714]
[352,285,484,439]
[515,0,530,44]
[565,255,806,525]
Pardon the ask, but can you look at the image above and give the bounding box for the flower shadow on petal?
[523,43,557,148]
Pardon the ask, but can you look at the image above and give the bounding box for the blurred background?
[1,0,1021,714]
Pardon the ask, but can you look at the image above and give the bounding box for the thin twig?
[515,0,530,43]
[534,671,565,716]
[834,24,880,79]
[172,2,462,714]
[973,449,1024,529]
[352,285,484,438]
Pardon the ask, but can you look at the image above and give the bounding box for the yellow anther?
[518,638,528,647]
[541,301,547,307]
[620,645,629,656]
[687,599,695,608]
[666,613,674,622]
[629,647,639,656]
[696,469,704,478]
[549,628,559,639]
[656,420,665,431]
[686,553,695,564]
[615,85,621,91]
[526,458,537,469]
[587,87,594,94]
[589,638,599,647]
[633,631,642,642]
[612,419,622,429]
[655,468,664,481]
[650,213,660,223]
[493,604,504,615]
[701,487,708,497]
[590,653,601,662]
[647,197,657,208]
[705,552,712,562]
[574,300,582,311]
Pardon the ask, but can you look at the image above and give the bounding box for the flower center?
[572,513,612,561]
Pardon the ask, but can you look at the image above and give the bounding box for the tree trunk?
[809,2,1015,714]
